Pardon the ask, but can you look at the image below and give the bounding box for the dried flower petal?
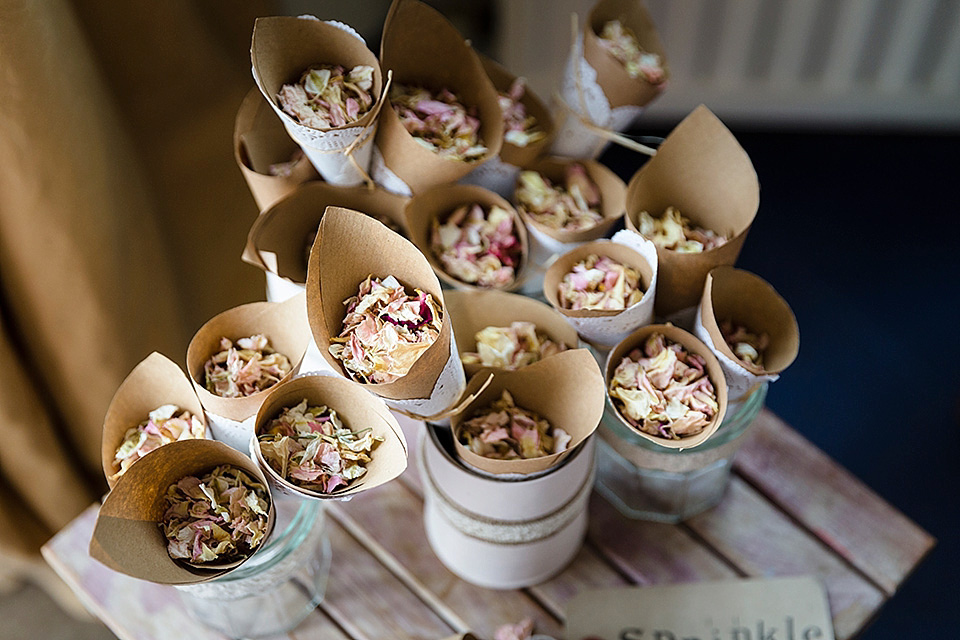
[390,84,488,161]
[461,322,567,370]
[204,335,293,398]
[160,465,270,565]
[557,254,645,311]
[458,390,569,460]
[609,333,719,439]
[517,164,603,232]
[597,20,666,85]
[636,206,728,253]
[111,405,205,482]
[430,203,522,288]
[268,149,306,178]
[495,619,536,640]
[258,399,382,494]
[499,78,545,148]
[278,64,375,130]
[720,320,769,368]
[329,275,443,384]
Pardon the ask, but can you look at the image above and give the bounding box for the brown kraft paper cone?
[452,348,606,476]
[252,374,408,501]
[375,0,504,194]
[243,182,410,287]
[102,352,207,489]
[695,266,799,400]
[446,289,581,377]
[480,55,555,168]
[251,17,385,186]
[625,105,759,317]
[583,0,670,109]
[306,207,462,404]
[543,237,657,347]
[604,323,729,449]
[90,439,276,584]
[404,184,529,292]
[187,293,312,423]
[234,87,319,216]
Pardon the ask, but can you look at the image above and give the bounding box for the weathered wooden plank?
[41,505,349,640]
[588,494,740,586]
[526,543,631,622]
[335,481,563,639]
[735,410,935,595]
[686,478,887,640]
[321,518,453,640]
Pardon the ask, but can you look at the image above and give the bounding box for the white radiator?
[496,0,960,128]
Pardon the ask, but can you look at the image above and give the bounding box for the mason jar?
[594,383,767,523]
[174,497,331,638]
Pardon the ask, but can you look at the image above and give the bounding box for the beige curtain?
[0,0,273,587]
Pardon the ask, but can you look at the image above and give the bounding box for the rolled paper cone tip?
[604,323,728,449]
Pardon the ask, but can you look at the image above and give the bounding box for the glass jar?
[594,384,767,523]
[174,497,331,639]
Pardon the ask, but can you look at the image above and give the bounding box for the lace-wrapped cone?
[452,349,606,475]
[161,465,271,567]
[307,207,462,411]
[635,206,728,253]
[112,405,205,483]
[597,19,666,85]
[101,352,208,488]
[543,237,658,348]
[605,324,728,449]
[625,106,758,316]
[187,295,311,423]
[243,182,409,290]
[91,439,276,584]
[557,254,645,311]
[406,184,528,292]
[329,275,443,384]
[251,17,386,187]
[253,375,407,500]
[204,335,293,398]
[446,289,580,377]
[694,266,799,402]
[277,64,375,130]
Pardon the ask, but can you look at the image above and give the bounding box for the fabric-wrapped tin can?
[595,384,767,523]
[419,422,595,589]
